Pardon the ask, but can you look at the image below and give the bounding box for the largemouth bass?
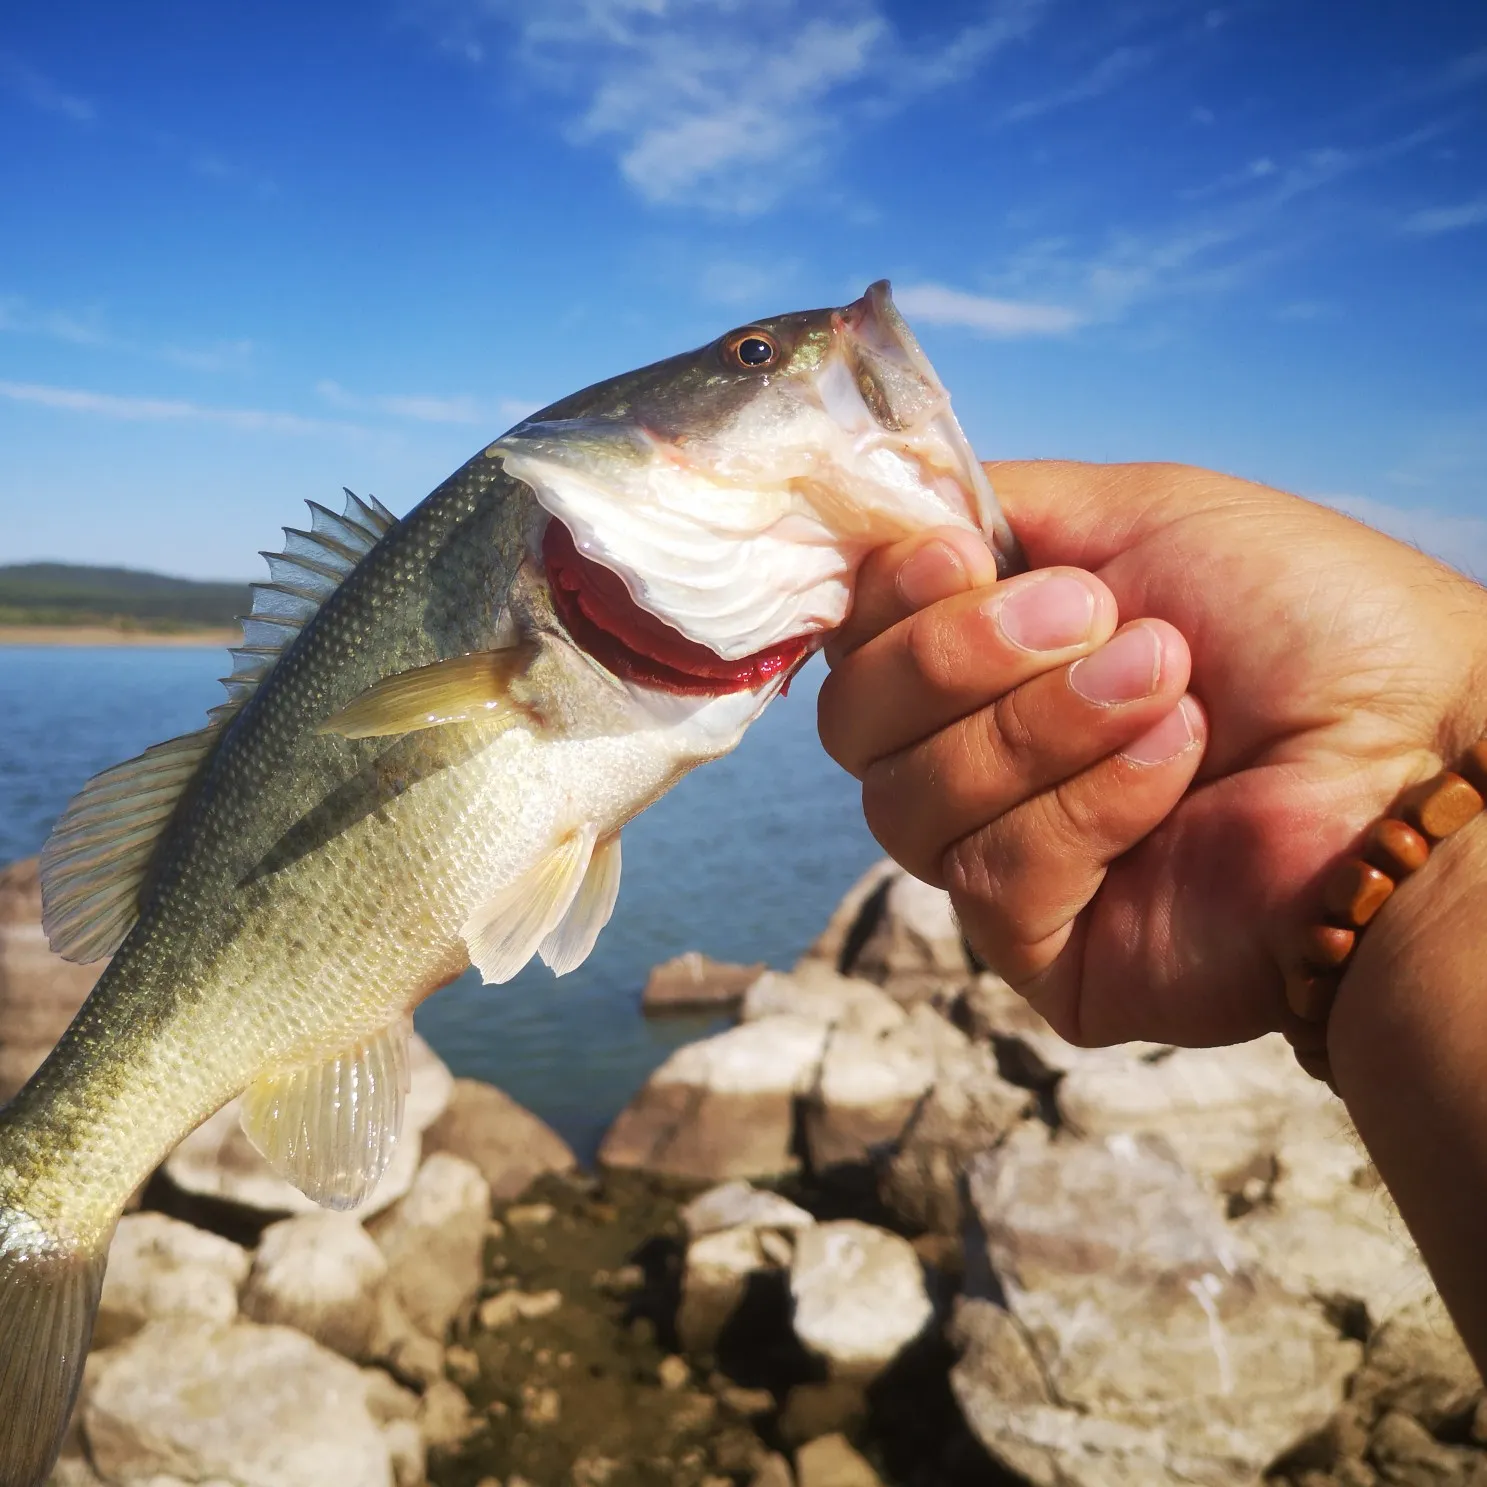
[0,281,1017,1485]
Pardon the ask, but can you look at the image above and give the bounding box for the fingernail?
[995,575,1097,652]
[897,540,970,609]
[1121,696,1198,764]
[1069,622,1162,704]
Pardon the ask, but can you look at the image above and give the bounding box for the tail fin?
[0,1205,107,1487]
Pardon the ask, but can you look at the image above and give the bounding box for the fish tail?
[0,1193,108,1487]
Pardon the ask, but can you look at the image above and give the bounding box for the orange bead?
[1321,858,1394,928]
[1362,818,1430,878]
[1397,771,1484,842]
[1302,923,1356,967]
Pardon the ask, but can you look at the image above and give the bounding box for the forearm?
[1330,811,1487,1368]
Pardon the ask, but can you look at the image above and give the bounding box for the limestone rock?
[1350,1297,1485,1431]
[84,1320,395,1487]
[421,1077,576,1202]
[598,1015,828,1183]
[878,1038,1034,1234]
[797,859,900,974]
[795,1433,884,1487]
[741,965,906,1038]
[678,1225,769,1356]
[789,1221,933,1382]
[642,951,765,1012]
[1056,1033,1339,1185]
[681,1181,815,1239]
[953,1130,1361,1486]
[96,1212,250,1349]
[162,1032,454,1220]
[801,1024,935,1172]
[748,1453,796,1487]
[418,1379,480,1452]
[240,1211,388,1358]
[0,857,105,1101]
[369,1153,491,1340]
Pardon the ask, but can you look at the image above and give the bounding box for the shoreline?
[0,625,237,647]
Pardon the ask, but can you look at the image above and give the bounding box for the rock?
[642,951,766,1012]
[801,1024,935,1172]
[598,1015,828,1183]
[369,1153,491,1340]
[789,1221,933,1382]
[85,1320,396,1487]
[1350,1297,1485,1431]
[742,965,906,1038]
[384,1418,427,1487]
[522,1383,562,1425]
[797,859,900,974]
[658,1354,691,1390]
[505,1201,555,1227]
[1367,1409,1480,1483]
[0,857,106,1100]
[879,1039,1033,1234]
[779,1381,867,1446]
[421,1078,576,1202]
[795,1433,884,1487]
[369,1288,447,1388]
[162,1032,454,1221]
[1056,1033,1341,1186]
[477,1288,563,1330]
[953,1130,1361,1486]
[681,1180,815,1239]
[361,1368,422,1425]
[95,1212,250,1348]
[419,1378,481,1452]
[749,1453,796,1487]
[445,1344,481,1386]
[678,1226,769,1356]
[843,872,970,1006]
[240,1211,388,1358]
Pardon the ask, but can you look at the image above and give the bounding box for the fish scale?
[0,279,1017,1486]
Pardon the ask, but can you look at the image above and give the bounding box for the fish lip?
[832,280,1023,578]
[542,517,816,697]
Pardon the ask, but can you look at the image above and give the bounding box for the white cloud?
[412,0,1046,212]
[894,282,1083,337]
[1402,197,1487,236]
[1316,493,1487,581]
[1003,44,1154,124]
[0,52,94,122]
[0,380,356,436]
[316,380,536,427]
[0,295,259,373]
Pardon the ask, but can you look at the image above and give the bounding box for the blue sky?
[1,0,1484,581]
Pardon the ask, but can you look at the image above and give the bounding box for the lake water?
[0,645,880,1159]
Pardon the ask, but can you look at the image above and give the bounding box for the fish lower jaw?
[541,518,814,698]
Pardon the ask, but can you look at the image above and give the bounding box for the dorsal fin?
[39,489,398,961]
[208,489,397,727]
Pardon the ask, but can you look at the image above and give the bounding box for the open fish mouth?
[543,518,814,696]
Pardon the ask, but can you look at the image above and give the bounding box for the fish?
[0,280,1018,1485]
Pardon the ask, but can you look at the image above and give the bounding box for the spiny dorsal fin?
[240,1019,412,1211]
[208,488,397,728]
[539,832,622,976]
[38,489,398,963]
[462,826,598,985]
[40,727,218,962]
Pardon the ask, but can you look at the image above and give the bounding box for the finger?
[944,694,1207,996]
[861,619,1192,883]
[818,567,1118,778]
[825,525,998,667]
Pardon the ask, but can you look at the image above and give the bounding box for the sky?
[1,0,1485,581]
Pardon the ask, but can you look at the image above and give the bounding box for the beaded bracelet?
[1284,738,1487,1085]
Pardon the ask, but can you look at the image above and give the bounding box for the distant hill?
[0,563,249,632]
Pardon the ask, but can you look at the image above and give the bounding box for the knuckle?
[901,608,962,696]
[989,684,1041,768]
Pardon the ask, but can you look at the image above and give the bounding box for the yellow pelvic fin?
[317,647,536,739]
[461,825,598,985]
[239,1019,411,1211]
[539,832,622,976]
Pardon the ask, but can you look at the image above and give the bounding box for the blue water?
[0,646,879,1159]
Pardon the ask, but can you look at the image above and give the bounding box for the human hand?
[817,461,1487,1049]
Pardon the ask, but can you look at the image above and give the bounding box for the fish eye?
[724,331,778,370]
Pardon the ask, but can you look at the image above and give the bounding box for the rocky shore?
[1,854,1483,1487]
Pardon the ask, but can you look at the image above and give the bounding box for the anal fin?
[318,648,537,739]
[540,832,622,976]
[461,826,599,985]
[240,1020,411,1211]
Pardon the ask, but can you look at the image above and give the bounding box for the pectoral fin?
[539,832,622,975]
[239,1019,411,1211]
[317,647,537,739]
[461,826,599,985]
